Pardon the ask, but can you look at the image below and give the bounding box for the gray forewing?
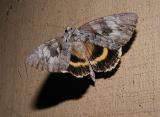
[79,13,138,50]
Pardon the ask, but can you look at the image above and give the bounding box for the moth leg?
[89,64,95,82]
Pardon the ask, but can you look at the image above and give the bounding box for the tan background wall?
[0,0,160,117]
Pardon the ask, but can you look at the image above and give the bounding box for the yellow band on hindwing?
[69,48,108,67]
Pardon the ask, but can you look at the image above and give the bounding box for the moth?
[26,13,138,82]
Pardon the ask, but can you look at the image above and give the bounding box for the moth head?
[64,27,80,42]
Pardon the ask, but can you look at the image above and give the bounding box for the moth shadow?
[33,73,92,109]
[33,66,119,109]
[122,31,137,55]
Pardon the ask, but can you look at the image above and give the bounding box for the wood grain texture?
[0,0,160,117]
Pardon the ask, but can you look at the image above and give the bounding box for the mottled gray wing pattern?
[26,37,70,72]
[79,13,138,50]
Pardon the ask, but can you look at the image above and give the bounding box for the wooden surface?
[0,0,160,117]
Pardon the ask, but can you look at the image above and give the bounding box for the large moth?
[26,13,138,81]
